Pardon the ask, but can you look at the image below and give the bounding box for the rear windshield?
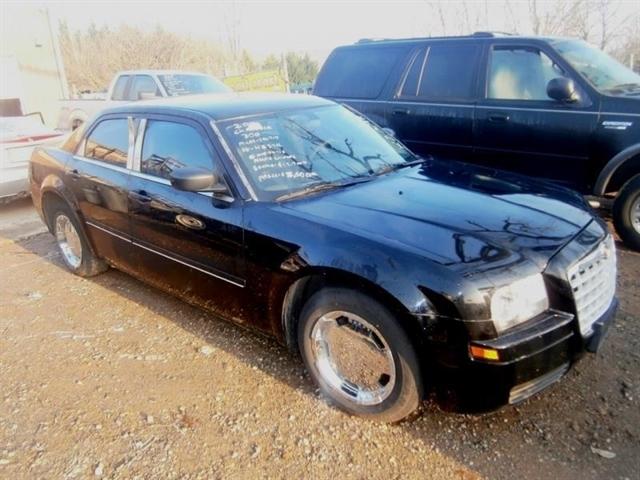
[158,74,231,96]
[314,47,406,99]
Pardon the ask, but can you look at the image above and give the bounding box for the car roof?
[116,70,213,76]
[101,93,336,121]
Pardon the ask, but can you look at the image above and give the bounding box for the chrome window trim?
[329,97,640,117]
[72,154,130,174]
[210,120,258,201]
[132,118,147,172]
[126,116,136,170]
[415,47,430,97]
[86,220,245,288]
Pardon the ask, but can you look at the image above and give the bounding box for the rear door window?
[314,47,405,99]
[128,75,160,101]
[84,119,129,166]
[141,120,214,180]
[399,44,479,100]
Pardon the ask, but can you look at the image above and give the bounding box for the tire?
[297,287,423,422]
[46,199,108,277]
[613,174,640,251]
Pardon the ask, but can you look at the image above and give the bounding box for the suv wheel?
[613,174,640,251]
[297,287,423,422]
[47,200,108,277]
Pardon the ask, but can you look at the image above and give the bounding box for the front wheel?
[613,174,640,251]
[298,288,423,422]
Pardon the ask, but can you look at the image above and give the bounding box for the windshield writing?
[221,105,416,199]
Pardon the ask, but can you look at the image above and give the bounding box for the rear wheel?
[47,200,108,277]
[298,288,423,422]
[613,174,640,251]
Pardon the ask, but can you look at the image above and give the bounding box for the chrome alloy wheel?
[308,311,397,406]
[54,214,83,269]
[632,196,640,234]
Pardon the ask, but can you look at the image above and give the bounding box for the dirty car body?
[29,94,618,416]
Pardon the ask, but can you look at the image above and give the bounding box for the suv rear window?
[399,44,479,100]
[314,47,405,99]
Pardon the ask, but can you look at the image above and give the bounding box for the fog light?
[469,345,500,361]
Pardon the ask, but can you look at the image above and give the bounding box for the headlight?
[490,273,549,334]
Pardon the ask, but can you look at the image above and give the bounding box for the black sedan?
[29,94,618,422]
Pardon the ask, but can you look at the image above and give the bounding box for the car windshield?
[158,74,232,96]
[551,39,640,95]
[219,105,418,200]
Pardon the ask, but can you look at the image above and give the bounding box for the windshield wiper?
[276,176,373,202]
[374,156,431,175]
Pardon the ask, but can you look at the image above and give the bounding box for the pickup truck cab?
[57,70,231,131]
[314,33,640,250]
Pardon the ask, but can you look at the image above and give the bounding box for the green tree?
[285,52,318,85]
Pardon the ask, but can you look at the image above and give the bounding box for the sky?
[8,0,640,63]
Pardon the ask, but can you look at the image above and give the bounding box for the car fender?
[594,143,640,195]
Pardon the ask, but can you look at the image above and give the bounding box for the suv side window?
[111,75,130,101]
[141,120,214,180]
[488,46,566,100]
[128,75,160,101]
[84,118,129,166]
[400,44,479,100]
[313,47,405,99]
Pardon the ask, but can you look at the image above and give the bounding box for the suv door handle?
[392,108,410,115]
[488,113,510,123]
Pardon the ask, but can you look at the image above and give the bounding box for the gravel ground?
[0,213,638,479]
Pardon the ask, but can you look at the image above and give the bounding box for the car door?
[474,43,599,189]
[127,115,247,319]
[66,115,134,266]
[386,42,481,162]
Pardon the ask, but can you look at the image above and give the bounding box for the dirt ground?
[0,202,638,480]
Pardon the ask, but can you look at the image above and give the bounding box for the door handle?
[129,190,151,202]
[392,108,410,115]
[488,113,510,123]
[68,169,81,180]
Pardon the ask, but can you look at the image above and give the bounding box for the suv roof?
[352,32,563,46]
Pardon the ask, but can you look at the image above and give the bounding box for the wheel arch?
[594,144,640,196]
[279,266,444,354]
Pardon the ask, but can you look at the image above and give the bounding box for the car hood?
[281,160,595,270]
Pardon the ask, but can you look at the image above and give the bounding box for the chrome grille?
[567,235,616,336]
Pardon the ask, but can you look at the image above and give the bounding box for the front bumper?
[437,299,617,411]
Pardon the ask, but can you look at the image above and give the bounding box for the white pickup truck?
[57,70,231,130]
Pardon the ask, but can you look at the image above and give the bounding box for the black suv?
[314,33,640,250]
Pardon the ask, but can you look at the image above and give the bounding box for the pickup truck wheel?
[47,201,108,277]
[613,174,640,251]
[298,288,423,423]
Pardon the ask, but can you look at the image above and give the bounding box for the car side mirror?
[547,77,579,103]
[169,167,228,194]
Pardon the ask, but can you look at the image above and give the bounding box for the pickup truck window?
[84,119,129,166]
[141,121,214,180]
[488,47,565,101]
[400,44,478,100]
[158,74,231,96]
[112,75,130,101]
[128,75,160,101]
